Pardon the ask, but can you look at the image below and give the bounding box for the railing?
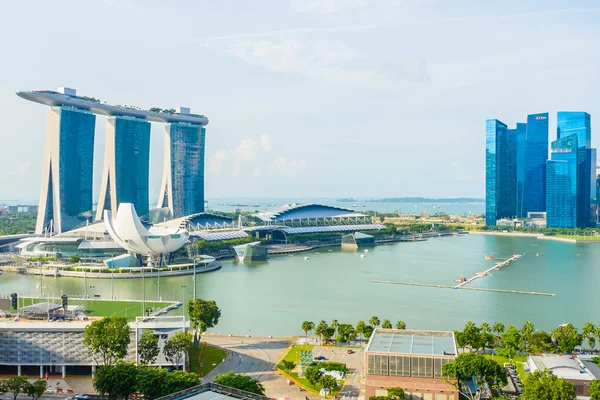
[155,382,273,400]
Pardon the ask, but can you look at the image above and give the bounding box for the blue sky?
[1,0,599,202]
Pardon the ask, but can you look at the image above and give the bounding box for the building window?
[389,355,410,376]
[368,354,389,375]
[411,357,433,378]
[434,358,452,378]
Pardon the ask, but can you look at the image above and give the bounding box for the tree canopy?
[214,372,265,395]
[589,379,600,400]
[163,331,193,366]
[83,317,130,365]
[187,298,221,346]
[521,369,575,400]
[441,353,507,400]
[93,362,139,400]
[138,330,160,365]
[551,323,583,354]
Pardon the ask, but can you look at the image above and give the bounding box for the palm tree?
[396,321,406,330]
[315,320,328,344]
[480,322,491,351]
[356,321,366,344]
[595,326,600,352]
[369,316,380,328]
[493,322,505,348]
[301,321,314,341]
[582,322,596,350]
[382,319,392,329]
[521,321,535,352]
[331,319,339,338]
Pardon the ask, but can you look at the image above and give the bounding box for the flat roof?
[17,90,208,126]
[185,391,240,400]
[529,355,597,381]
[366,329,457,356]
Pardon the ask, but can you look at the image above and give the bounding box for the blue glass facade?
[513,123,527,217]
[113,117,151,217]
[557,112,592,227]
[522,113,549,214]
[486,119,517,225]
[41,106,96,232]
[546,136,578,228]
[168,123,206,218]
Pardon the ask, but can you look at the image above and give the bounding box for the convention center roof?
[366,329,458,356]
[253,203,368,223]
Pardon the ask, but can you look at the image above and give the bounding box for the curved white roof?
[105,203,189,255]
[17,90,209,126]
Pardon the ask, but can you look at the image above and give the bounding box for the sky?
[1,0,599,203]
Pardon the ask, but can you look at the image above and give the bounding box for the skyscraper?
[546,136,578,228]
[486,119,517,226]
[522,113,549,215]
[36,106,96,234]
[158,121,206,219]
[96,116,151,221]
[513,123,527,217]
[557,111,592,227]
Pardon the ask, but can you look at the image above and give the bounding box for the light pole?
[142,264,146,316]
[39,256,43,298]
[181,285,186,324]
[191,245,197,299]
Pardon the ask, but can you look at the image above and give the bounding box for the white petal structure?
[104,203,189,255]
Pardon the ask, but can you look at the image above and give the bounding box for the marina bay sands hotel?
[17,87,209,234]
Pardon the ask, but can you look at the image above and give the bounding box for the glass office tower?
[36,106,96,234]
[158,123,206,218]
[96,116,151,221]
[486,119,517,226]
[546,136,578,228]
[522,113,549,215]
[513,123,527,217]
[557,112,592,227]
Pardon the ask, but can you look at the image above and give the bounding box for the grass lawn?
[189,343,226,376]
[485,354,528,383]
[14,298,172,321]
[280,344,343,397]
[556,234,600,241]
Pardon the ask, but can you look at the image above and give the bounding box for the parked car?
[347,349,354,354]
[314,355,327,360]
[74,394,90,400]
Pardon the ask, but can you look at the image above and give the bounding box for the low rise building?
[365,329,459,400]
[527,354,600,397]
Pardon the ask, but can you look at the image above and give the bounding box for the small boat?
[360,254,366,258]
[364,249,369,253]
[536,253,540,257]
[304,257,309,260]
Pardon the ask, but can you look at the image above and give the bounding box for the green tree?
[337,324,356,342]
[321,375,338,391]
[387,387,405,399]
[493,322,505,347]
[163,370,200,395]
[279,360,296,371]
[521,321,535,352]
[214,372,265,395]
[187,298,221,347]
[441,354,507,400]
[163,331,193,366]
[369,316,380,328]
[521,369,576,400]
[356,320,366,343]
[301,320,315,340]
[362,325,374,340]
[315,320,328,344]
[322,326,336,343]
[381,319,392,329]
[136,367,199,400]
[331,319,339,337]
[395,321,406,330]
[24,380,46,400]
[528,331,555,354]
[582,322,596,349]
[69,254,81,263]
[83,316,130,365]
[6,377,29,400]
[93,362,138,400]
[551,323,583,353]
[139,329,160,364]
[304,365,323,387]
[480,322,492,351]
[590,379,600,400]
[462,321,483,352]
[501,324,521,359]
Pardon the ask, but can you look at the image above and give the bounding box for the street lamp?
[181,285,187,324]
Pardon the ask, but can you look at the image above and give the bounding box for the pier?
[454,254,522,288]
[370,253,557,297]
[370,280,556,297]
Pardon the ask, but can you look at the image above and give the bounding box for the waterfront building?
[546,135,579,228]
[364,328,458,400]
[16,89,209,231]
[527,354,600,397]
[557,111,593,227]
[522,113,549,215]
[233,241,268,262]
[0,316,186,377]
[486,119,517,225]
[96,116,151,221]
[158,119,206,219]
[513,123,528,217]
[35,104,96,234]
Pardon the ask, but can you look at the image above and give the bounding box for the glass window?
[411,357,433,378]
[368,354,388,375]
[434,358,452,378]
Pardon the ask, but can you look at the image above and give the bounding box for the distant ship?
[253,203,260,207]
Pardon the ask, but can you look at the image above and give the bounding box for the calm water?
[0,234,596,335]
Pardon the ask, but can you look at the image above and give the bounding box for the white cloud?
[16,161,29,173]
[251,167,262,177]
[260,134,273,152]
[231,138,258,176]
[270,156,308,179]
[208,150,226,176]
[377,57,431,84]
